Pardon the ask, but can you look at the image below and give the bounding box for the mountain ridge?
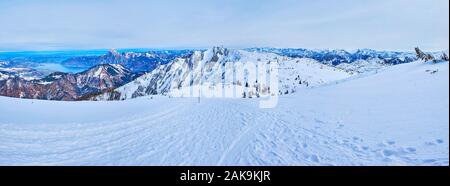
[245,47,417,65]
[0,64,138,100]
[61,49,194,72]
[91,47,352,101]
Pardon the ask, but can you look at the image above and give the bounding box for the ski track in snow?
[1,98,445,166]
[0,99,447,165]
[0,61,448,165]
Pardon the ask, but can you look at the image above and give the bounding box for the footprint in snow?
[314,119,325,124]
[302,143,308,148]
[382,149,397,157]
[406,147,416,153]
[306,154,320,163]
[386,141,396,145]
[436,139,444,144]
[422,159,437,164]
[352,137,363,142]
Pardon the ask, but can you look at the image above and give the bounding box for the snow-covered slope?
[0,60,447,165]
[94,47,351,100]
[335,59,391,73]
[0,67,45,81]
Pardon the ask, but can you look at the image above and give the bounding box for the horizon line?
[0,46,438,54]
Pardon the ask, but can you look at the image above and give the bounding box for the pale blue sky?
[0,0,448,51]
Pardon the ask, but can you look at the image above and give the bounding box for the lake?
[34,63,87,73]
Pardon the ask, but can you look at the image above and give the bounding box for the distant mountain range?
[61,49,194,72]
[0,64,140,100]
[91,47,352,101]
[245,48,417,65]
[1,46,442,101]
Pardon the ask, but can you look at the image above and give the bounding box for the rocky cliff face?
[0,77,46,99]
[0,64,138,100]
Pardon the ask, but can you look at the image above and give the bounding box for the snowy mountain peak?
[85,64,130,78]
[354,48,377,54]
[107,48,121,57]
[210,46,229,56]
[191,46,235,63]
[92,48,352,100]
